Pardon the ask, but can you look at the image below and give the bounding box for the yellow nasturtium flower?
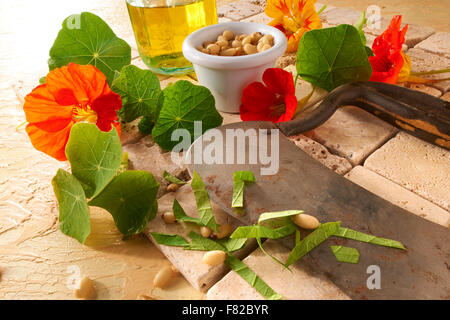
[397,51,412,83]
[265,0,322,53]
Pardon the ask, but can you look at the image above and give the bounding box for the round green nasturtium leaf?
[52,169,91,243]
[65,123,122,199]
[296,24,372,92]
[112,65,164,124]
[88,170,159,236]
[48,12,131,84]
[152,80,223,151]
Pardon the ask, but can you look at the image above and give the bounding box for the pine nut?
[202,250,226,266]
[162,211,176,224]
[212,224,233,239]
[200,226,213,238]
[243,43,257,55]
[242,36,253,46]
[216,39,228,47]
[261,44,272,51]
[217,35,227,42]
[220,48,237,56]
[206,43,220,55]
[257,41,265,52]
[166,183,179,192]
[252,32,263,42]
[203,40,213,47]
[222,30,234,41]
[153,266,176,288]
[231,40,242,48]
[74,277,97,300]
[292,214,320,229]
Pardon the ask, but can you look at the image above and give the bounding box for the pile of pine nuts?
[197,29,274,56]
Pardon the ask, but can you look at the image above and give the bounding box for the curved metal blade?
[187,121,450,299]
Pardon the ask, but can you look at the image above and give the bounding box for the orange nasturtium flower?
[265,0,322,53]
[23,63,122,161]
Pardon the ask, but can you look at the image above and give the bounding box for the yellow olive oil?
[126,0,217,75]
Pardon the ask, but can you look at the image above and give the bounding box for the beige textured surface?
[346,166,450,227]
[206,240,350,300]
[407,48,450,93]
[441,92,450,102]
[364,132,450,211]
[144,185,257,292]
[2,0,449,300]
[307,106,398,165]
[0,0,204,300]
[416,32,450,58]
[319,0,449,32]
[288,134,352,175]
[217,0,264,21]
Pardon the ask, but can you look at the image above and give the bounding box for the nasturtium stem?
[294,73,299,85]
[317,5,327,15]
[15,120,27,130]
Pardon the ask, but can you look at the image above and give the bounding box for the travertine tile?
[363,17,434,47]
[217,0,264,21]
[364,132,450,211]
[288,134,352,175]
[407,48,450,93]
[346,166,449,227]
[307,106,398,165]
[406,84,442,97]
[415,32,450,58]
[144,185,257,292]
[123,138,189,197]
[320,7,361,26]
[441,92,450,102]
[207,240,349,300]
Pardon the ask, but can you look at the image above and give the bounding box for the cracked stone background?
[1,0,449,300]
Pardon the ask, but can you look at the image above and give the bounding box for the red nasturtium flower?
[23,63,122,161]
[369,15,408,84]
[240,68,297,123]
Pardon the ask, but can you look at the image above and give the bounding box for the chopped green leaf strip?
[230,224,296,239]
[111,65,163,123]
[185,231,226,251]
[190,171,218,232]
[88,170,159,237]
[52,169,91,243]
[163,170,187,185]
[258,210,304,224]
[65,123,122,198]
[334,227,406,250]
[331,245,360,264]
[217,238,247,252]
[151,232,189,247]
[354,11,368,46]
[152,80,223,151]
[48,12,131,84]
[296,24,372,92]
[286,222,341,266]
[225,254,282,300]
[256,236,289,269]
[232,171,256,208]
[295,229,301,245]
[172,199,202,225]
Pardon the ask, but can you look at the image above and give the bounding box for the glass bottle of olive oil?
[126,0,217,75]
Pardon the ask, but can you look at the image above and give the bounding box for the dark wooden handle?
[276,82,450,150]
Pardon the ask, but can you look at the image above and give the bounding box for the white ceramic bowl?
[182,22,287,113]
